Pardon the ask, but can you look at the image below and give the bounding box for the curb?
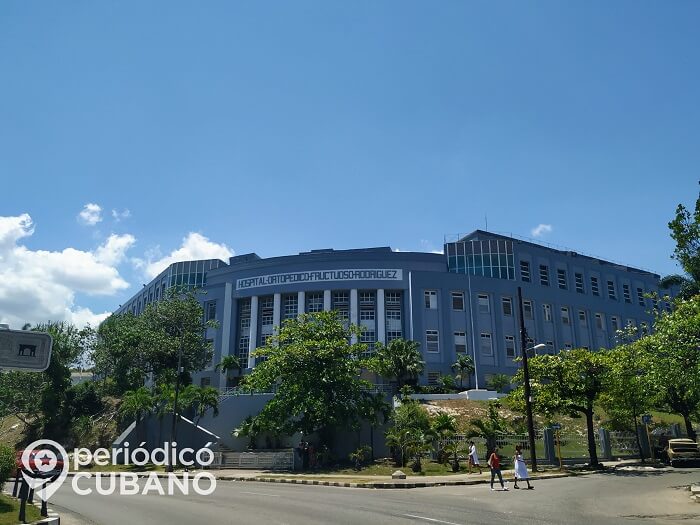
[217,471,579,489]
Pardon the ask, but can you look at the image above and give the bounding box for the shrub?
[0,444,15,490]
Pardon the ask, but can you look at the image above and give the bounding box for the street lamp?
[517,287,539,472]
[528,343,546,356]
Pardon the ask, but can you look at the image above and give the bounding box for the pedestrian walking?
[513,445,533,489]
[488,445,507,491]
[468,441,482,474]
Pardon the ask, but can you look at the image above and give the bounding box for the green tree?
[646,295,700,440]
[0,444,15,490]
[510,349,608,466]
[119,387,155,422]
[368,339,425,392]
[360,393,392,461]
[451,354,475,390]
[469,400,508,453]
[94,288,216,393]
[666,187,700,298]
[385,398,432,467]
[598,341,653,459]
[242,311,371,447]
[233,415,263,450]
[183,385,220,426]
[487,373,512,393]
[215,355,241,388]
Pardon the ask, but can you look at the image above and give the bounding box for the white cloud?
[78,203,103,226]
[95,234,136,266]
[0,214,134,328]
[136,232,234,279]
[111,209,131,222]
[531,224,553,238]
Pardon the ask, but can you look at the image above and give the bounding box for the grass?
[0,493,42,525]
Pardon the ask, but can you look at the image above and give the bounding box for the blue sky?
[0,1,697,327]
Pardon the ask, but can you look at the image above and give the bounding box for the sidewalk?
[59,459,651,489]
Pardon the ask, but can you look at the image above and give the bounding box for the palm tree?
[215,355,241,388]
[487,373,512,393]
[188,386,220,426]
[233,415,262,450]
[119,387,155,443]
[362,393,392,461]
[430,412,457,464]
[369,339,425,392]
[451,354,475,390]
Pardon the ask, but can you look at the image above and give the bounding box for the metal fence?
[214,449,295,470]
[554,431,601,460]
[609,431,639,458]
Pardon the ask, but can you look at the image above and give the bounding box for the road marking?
[240,491,280,497]
[403,514,463,525]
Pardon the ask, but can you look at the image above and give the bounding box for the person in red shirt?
[488,445,508,491]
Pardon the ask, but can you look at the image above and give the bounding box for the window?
[564,343,573,350]
[623,284,631,303]
[545,341,555,355]
[637,287,645,307]
[428,372,441,386]
[283,294,298,320]
[425,290,438,309]
[607,280,617,300]
[591,276,600,296]
[454,332,467,354]
[523,300,533,320]
[451,292,465,311]
[543,303,552,322]
[385,292,402,342]
[520,261,531,282]
[578,310,587,326]
[561,306,570,324]
[359,291,375,306]
[480,333,493,355]
[575,273,584,294]
[539,265,550,286]
[445,238,515,279]
[332,291,349,322]
[426,330,439,353]
[478,294,490,314]
[359,309,375,321]
[505,335,516,358]
[502,297,513,316]
[206,301,217,321]
[611,316,620,332]
[557,269,568,290]
[386,291,401,306]
[595,313,604,330]
[307,292,324,313]
[200,377,211,387]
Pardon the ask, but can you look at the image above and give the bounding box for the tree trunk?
[682,413,697,441]
[585,408,599,466]
[370,425,375,461]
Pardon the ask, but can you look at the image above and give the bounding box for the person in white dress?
[513,445,533,489]
[468,441,482,474]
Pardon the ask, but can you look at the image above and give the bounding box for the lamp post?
[517,286,542,472]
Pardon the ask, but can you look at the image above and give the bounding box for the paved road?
[49,468,700,525]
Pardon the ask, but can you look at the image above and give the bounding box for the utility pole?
[517,286,538,471]
[167,331,185,473]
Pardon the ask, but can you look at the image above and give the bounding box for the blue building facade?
[115,231,672,390]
